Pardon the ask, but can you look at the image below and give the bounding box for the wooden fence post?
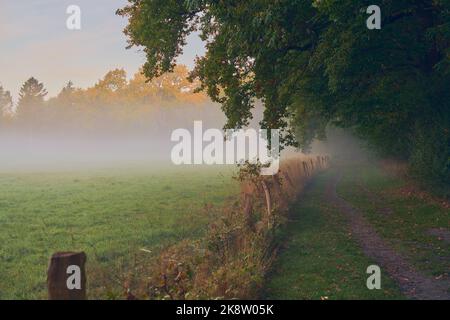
[47,252,87,300]
[302,161,309,177]
[243,193,254,230]
[260,180,272,226]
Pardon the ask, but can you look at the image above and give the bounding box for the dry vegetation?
[127,155,330,300]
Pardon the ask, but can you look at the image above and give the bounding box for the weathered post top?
[47,251,87,300]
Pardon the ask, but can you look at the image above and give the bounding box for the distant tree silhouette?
[16,77,48,124]
[0,85,13,129]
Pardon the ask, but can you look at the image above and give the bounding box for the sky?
[0,0,205,100]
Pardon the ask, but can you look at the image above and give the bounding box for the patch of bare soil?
[326,173,450,300]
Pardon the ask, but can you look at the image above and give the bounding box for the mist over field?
[0,66,298,172]
[0,66,232,171]
[1,0,449,301]
[0,99,358,172]
[0,103,229,171]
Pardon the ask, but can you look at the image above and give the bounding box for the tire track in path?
[326,172,450,300]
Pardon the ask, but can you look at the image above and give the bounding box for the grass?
[265,171,404,299]
[1,160,446,300]
[0,165,238,299]
[337,163,450,280]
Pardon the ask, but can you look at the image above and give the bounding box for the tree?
[16,77,48,123]
[52,81,77,112]
[45,81,79,129]
[0,85,13,128]
[59,81,76,100]
[118,0,450,188]
[0,85,13,115]
[95,69,128,93]
[127,65,207,104]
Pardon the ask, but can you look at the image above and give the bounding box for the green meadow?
[0,165,238,299]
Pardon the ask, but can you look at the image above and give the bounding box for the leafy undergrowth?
[265,172,404,300]
[337,163,450,281]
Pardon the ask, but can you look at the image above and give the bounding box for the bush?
[409,115,450,198]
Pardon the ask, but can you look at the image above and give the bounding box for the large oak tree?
[118,0,450,188]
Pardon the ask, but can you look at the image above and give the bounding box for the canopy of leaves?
[118,0,450,187]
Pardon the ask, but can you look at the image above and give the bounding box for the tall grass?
[128,155,329,299]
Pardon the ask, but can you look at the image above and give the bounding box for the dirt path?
[326,172,450,300]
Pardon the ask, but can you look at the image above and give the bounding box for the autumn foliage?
[0,65,208,135]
